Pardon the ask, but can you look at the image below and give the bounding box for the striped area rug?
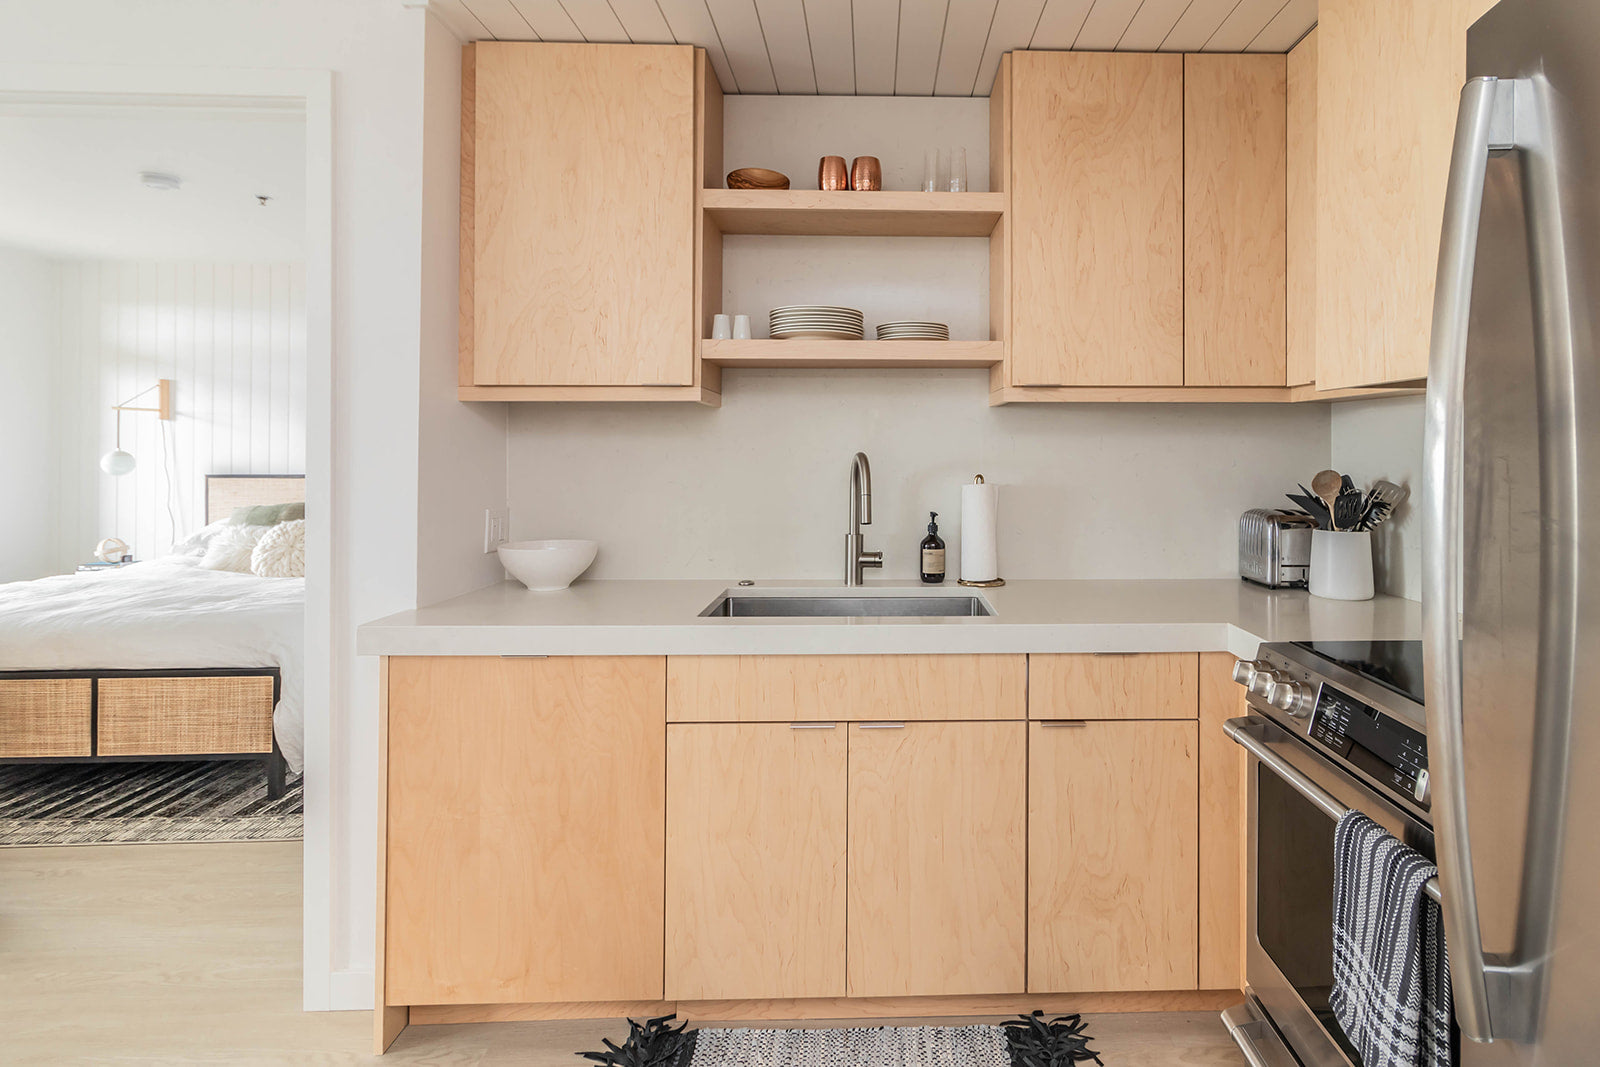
[0,760,302,847]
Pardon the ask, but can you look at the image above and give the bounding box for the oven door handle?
[1226,716,1441,905]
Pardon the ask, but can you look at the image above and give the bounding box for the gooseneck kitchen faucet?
[845,452,883,586]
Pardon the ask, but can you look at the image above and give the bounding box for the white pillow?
[251,519,305,578]
[169,519,232,558]
[198,524,271,572]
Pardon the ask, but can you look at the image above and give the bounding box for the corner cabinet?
[1315,0,1480,389]
[459,43,719,403]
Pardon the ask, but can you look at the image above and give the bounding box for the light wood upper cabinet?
[1317,0,1475,388]
[1008,51,1184,387]
[1029,719,1199,992]
[665,722,848,1000]
[847,721,1027,998]
[463,42,696,388]
[1184,55,1287,387]
[383,656,665,1005]
[1286,30,1318,388]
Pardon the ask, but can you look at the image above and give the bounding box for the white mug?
[711,314,732,340]
[732,314,751,339]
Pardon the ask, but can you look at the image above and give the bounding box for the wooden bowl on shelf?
[726,167,790,190]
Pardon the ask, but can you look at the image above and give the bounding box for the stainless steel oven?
[1219,641,1445,1067]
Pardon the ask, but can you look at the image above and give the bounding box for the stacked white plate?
[770,305,865,340]
[876,320,950,341]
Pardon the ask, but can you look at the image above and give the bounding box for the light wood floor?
[0,842,1244,1065]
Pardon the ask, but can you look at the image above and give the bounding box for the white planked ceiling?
[428,0,1317,95]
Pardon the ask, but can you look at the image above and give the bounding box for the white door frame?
[0,64,337,1010]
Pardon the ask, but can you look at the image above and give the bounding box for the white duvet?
[0,557,305,773]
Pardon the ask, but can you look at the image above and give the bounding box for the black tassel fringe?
[576,1014,698,1067]
[1001,1010,1105,1067]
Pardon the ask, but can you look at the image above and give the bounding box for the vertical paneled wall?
[55,261,305,568]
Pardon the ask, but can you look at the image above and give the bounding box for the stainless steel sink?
[701,594,993,618]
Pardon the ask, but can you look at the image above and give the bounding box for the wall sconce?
[100,379,173,476]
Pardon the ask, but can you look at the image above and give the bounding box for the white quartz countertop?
[357,578,1421,659]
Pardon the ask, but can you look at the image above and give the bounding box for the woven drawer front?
[0,678,92,757]
[98,675,275,756]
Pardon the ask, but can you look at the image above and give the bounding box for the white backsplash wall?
[1331,395,1424,599]
[55,260,305,568]
[507,369,1332,581]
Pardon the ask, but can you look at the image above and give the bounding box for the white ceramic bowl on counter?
[498,540,598,591]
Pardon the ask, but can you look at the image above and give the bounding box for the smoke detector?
[139,171,181,191]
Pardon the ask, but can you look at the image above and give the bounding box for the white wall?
[0,244,60,582]
[53,261,305,571]
[415,11,508,607]
[507,96,1335,583]
[1331,395,1424,599]
[509,372,1333,580]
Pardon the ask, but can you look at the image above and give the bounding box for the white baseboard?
[327,968,376,1011]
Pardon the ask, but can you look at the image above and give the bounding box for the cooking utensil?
[1286,491,1332,530]
[818,156,848,191]
[1311,470,1344,530]
[726,167,790,190]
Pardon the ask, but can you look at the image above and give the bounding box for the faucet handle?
[860,550,883,569]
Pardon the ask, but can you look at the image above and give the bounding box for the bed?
[0,475,306,798]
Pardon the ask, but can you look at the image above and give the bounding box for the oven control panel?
[1310,687,1430,806]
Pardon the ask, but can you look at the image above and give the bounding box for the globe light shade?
[99,448,136,476]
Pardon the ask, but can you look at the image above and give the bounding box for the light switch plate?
[483,507,510,554]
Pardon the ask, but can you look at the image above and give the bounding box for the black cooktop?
[1292,640,1425,706]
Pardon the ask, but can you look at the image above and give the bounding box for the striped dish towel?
[1330,811,1453,1067]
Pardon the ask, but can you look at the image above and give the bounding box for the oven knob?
[1266,679,1314,718]
[1231,659,1265,687]
[1248,669,1281,698]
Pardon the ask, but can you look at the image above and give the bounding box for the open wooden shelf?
[702,338,1004,369]
[701,190,1005,237]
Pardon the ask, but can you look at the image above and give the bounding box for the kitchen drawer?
[1028,653,1198,720]
[97,675,275,756]
[667,654,1026,722]
[0,678,92,757]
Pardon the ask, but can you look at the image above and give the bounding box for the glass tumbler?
[948,147,967,193]
[923,148,941,193]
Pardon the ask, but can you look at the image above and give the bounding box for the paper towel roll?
[960,477,999,583]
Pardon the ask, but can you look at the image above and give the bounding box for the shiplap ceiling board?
[447,0,1317,94]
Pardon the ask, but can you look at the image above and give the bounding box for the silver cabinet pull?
[857,722,905,729]
[789,722,837,729]
[1039,720,1088,728]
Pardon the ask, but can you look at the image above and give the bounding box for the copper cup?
[850,156,882,191]
[818,155,848,191]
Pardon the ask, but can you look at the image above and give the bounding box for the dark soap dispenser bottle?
[920,512,946,584]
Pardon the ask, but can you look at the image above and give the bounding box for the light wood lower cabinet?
[665,722,848,1000]
[1028,719,1200,992]
[667,654,1025,722]
[1029,653,1199,721]
[847,721,1027,997]
[383,656,666,1005]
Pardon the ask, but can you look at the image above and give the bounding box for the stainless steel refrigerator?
[1423,0,1600,1062]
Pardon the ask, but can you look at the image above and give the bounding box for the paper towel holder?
[957,475,1007,588]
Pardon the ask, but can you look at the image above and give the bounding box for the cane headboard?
[205,475,307,525]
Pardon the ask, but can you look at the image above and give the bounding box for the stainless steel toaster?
[1239,509,1316,588]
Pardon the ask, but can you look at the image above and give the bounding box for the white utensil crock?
[1309,529,1375,601]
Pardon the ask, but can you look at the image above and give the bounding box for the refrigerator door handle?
[1423,75,1518,1045]
[1425,74,1575,1046]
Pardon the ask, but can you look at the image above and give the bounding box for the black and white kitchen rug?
[0,760,302,847]
[578,1013,1103,1067]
